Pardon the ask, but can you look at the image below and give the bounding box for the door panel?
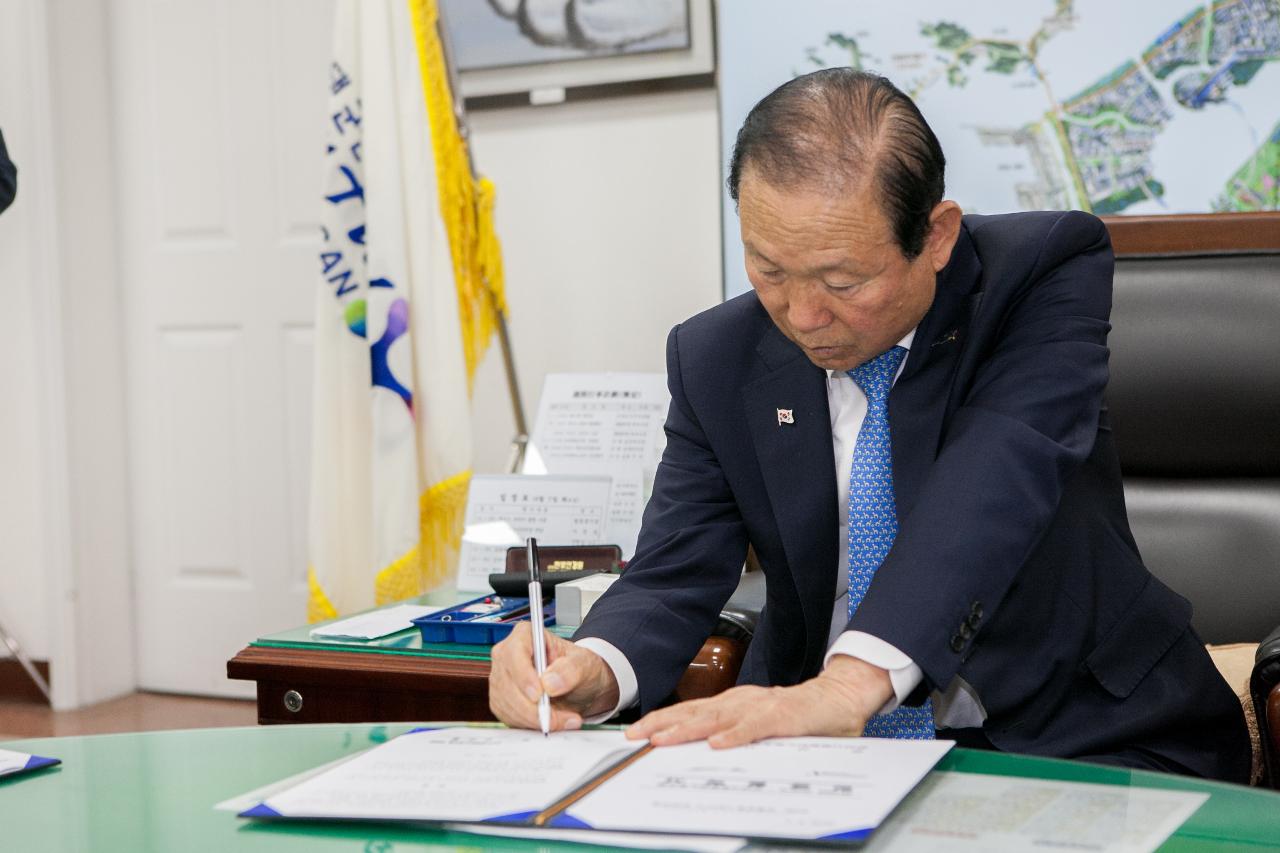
[113,0,333,695]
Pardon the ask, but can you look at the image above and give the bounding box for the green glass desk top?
[251,591,576,661]
[2,724,1278,852]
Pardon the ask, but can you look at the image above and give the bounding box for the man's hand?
[625,655,894,748]
[489,622,621,731]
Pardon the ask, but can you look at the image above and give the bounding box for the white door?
[111,0,334,695]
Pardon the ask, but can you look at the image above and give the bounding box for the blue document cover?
[0,748,61,780]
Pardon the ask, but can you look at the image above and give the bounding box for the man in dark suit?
[489,68,1250,782]
[0,129,16,215]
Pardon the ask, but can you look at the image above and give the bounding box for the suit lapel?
[743,326,837,668]
[890,228,983,522]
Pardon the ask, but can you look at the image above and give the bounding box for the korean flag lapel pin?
[777,408,795,426]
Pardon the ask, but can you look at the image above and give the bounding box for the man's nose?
[787,285,830,333]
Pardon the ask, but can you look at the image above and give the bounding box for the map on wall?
[719,0,1280,297]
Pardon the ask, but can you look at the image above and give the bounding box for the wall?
[45,0,136,705]
[466,89,724,474]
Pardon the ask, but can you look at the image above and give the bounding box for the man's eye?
[758,268,783,280]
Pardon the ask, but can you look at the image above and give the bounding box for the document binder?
[239,726,951,845]
[0,748,61,780]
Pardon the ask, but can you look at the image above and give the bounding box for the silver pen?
[527,537,552,735]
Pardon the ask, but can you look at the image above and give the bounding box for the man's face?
[739,171,955,373]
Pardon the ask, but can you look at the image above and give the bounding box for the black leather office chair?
[1109,249,1280,786]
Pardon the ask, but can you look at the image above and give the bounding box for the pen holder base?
[412,595,555,645]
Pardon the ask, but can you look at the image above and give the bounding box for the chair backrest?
[1109,251,1280,644]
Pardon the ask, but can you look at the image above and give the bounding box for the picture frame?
[712,1,1279,294]
[442,0,715,108]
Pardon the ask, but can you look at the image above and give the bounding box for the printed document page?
[251,728,642,822]
[309,604,441,640]
[455,474,612,591]
[523,373,670,558]
[862,771,1209,853]
[565,736,953,841]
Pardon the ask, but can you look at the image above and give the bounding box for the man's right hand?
[488,622,621,731]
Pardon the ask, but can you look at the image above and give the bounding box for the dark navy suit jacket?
[576,211,1251,782]
[0,129,16,215]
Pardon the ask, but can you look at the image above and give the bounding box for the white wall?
[466,89,724,474]
[45,0,136,706]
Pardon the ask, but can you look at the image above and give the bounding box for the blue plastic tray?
[412,595,555,645]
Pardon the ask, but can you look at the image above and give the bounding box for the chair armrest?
[1251,624,1280,788]
[671,572,765,702]
[1268,687,1280,786]
[674,635,748,701]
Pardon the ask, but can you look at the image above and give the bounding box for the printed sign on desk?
[456,475,612,592]
[524,373,669,558]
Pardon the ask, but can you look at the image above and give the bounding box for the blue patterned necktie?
[846,346,935,739]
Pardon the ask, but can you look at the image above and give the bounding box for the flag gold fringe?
[307,471,472,621]
[307,566,340,623]
[374,470,472,605]
[406,0,506,393]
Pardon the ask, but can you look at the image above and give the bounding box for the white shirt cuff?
[823,631,923,716]
[574,637,639,723]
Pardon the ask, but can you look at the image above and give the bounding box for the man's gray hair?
[727,68,946,260]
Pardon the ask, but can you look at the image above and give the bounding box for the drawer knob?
[283,690,304,713]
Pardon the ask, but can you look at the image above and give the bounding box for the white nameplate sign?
[456,474,612,592]
[524,373,669,558]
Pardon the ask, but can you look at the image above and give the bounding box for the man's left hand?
[625,655,895,748]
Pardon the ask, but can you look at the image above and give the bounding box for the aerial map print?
[720,0,1280,296]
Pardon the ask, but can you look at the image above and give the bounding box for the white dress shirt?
[578,329,985,728]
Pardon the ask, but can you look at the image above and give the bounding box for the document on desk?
[240,727,952,845]
[0,748,60,779]
[308,603,442,640]
[221,737,746,853]
[243,727,644,823]
[861,771,1209,853]
[563,736,953,842]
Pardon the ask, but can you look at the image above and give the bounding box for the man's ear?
[926,201,963,273]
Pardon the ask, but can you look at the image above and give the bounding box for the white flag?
[309,0,505,620]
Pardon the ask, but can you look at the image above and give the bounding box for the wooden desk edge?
[227,645,495,725]
[225,634,745,726]
[227,644,491,685]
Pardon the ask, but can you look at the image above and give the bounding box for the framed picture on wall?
[441,0,715,105]
[716,0,1280,292]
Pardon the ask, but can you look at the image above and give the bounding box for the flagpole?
[433,3,530,474]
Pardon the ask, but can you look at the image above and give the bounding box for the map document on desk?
[861,771,1210,853]
[239,727,953,844]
